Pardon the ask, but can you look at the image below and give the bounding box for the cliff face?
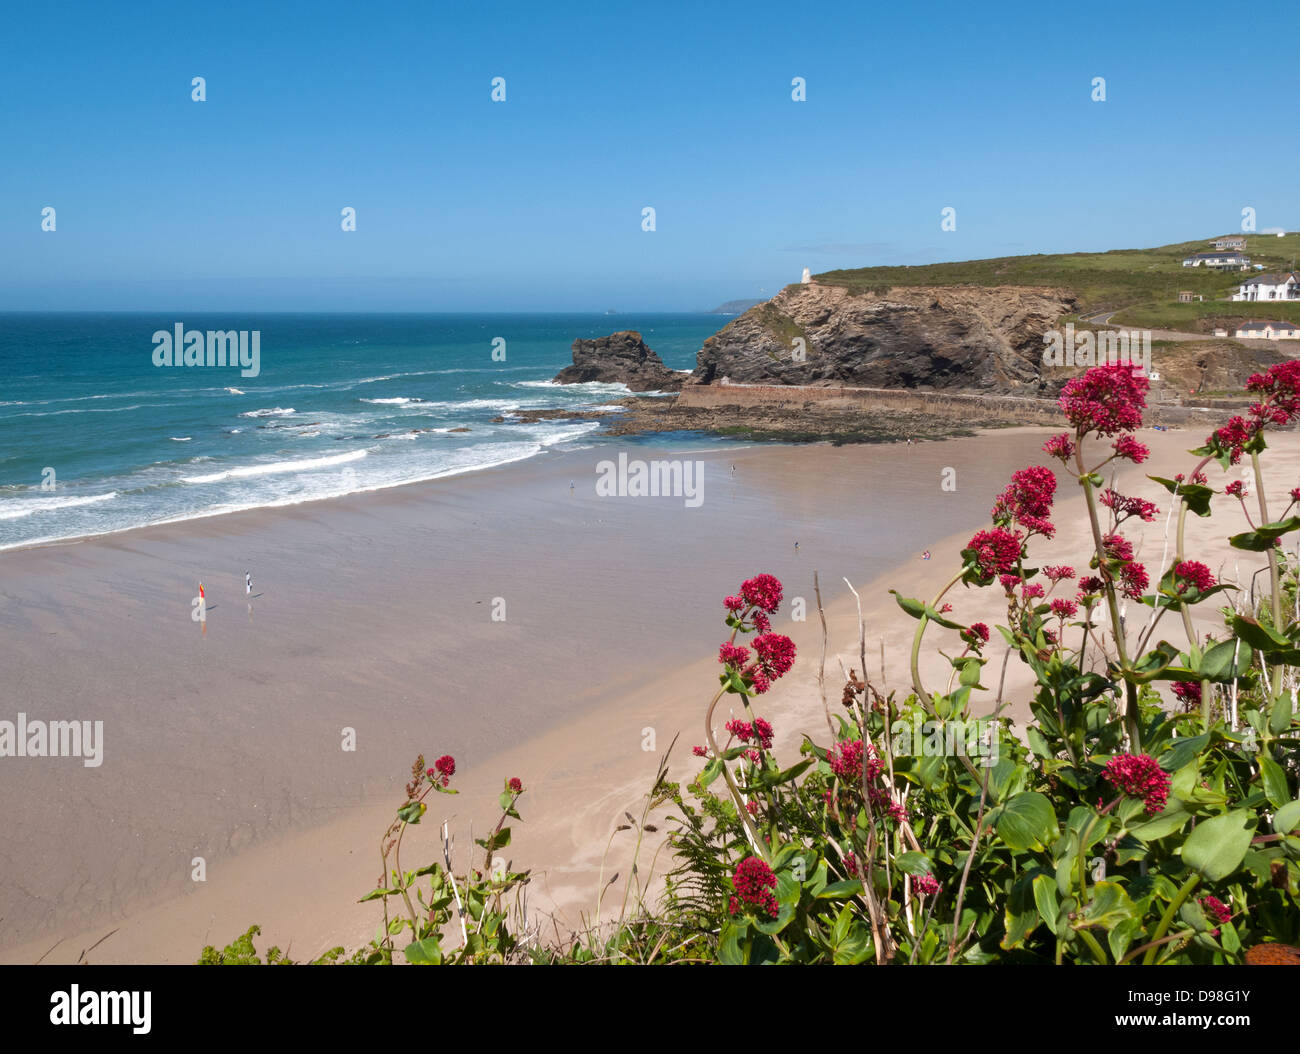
[554,330,685,391]
[690,283,1078,393]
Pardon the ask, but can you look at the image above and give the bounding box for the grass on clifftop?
[815,234,1300,329]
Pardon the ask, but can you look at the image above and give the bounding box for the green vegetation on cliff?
[816,234,1300,330]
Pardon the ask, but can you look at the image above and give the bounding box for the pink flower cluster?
[1050,597,1078,619]
[728,856,779,919]
[725,717,774,751]
[991,466,1057,538]
[1103,753,1171,814]
[1173,560,1216,595]
[961,622,990,650]
[1100,533,1149,600]
[1060,362,1149,438]
[828,738,883,784]
[1112,434,1150,463]
[1099,488,1160,524]
[740,573,783,614]
[753,633,796,679]
[967,527,1022,581]
[427,755,456,787]
[914,873,941,897]
[1170,680,1202,711]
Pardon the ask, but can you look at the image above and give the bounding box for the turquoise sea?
[0,313,727,550]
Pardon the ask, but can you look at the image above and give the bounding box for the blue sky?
[1,0,1295,311]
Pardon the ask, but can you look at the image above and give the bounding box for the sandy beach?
[2,422,1292,964]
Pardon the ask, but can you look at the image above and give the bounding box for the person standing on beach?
[246,571,252,596]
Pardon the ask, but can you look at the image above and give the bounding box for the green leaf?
[993,791,1058,852]
[1229,516,1300,551]
[1181,810,1256,882]
[1076,881,1136,931]
[1159,733,1210,773]
[1148,476,1214,517]
[1002,874,1040,950]
[1032,874,1060,935]
[1270,690,1294,735]
[817,880,864,899]
[1229,615,1290,652]
[1259,756,1291,809]
[1273,800,1300,836]
[396,801,426,824]
[698,758,723,787]
[1198,639,1251,682]
[717,921,747,965]
[403,937,443,964]
[1128,801,1191,842]
[894,851,934,877]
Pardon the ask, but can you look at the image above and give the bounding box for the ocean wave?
[181,448,368,484]
[0,492,119,521]
[171,436,192,441]
[239,407,296,418]
[360,397,424,405]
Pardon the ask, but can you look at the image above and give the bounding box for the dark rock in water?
[554,330,685,391]
[690,284,1077,393]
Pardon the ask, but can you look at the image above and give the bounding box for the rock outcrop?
[689,283,1078,393]
[553,331,685,391]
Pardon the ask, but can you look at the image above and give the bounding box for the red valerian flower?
[1173,560,1216,594]
[914,874,941,897]
[1112,434,1150,463]
[1291,487,1300,503]
[723,595,744,612]
[1244,361,1300,424]
[1021,582,1046,600]
[1050,598,1078,618]
[728,856,779,918]
[752,633,796,679]
[725,718,753,742]
[828,738,883,784]
[507,777,523,794]
[1118,561,1149,600]
[1103,754,1171,813]
[718,642,750,667]
[691,745,708,757]
[434,755,456,786]
[1225,480,1245,498]
[1201,895,1232,926]
[752,611,771,633]
[1079,575,1105,594]
[843,851,859,877]
[1170,681,1201,711]
[1209,416,1254,465]
[1042,433,1076,461]
[1099,489,1160,523]
[999,573,1021,592]
[1060,363,1149,437]
[740,574,783,614]
[967,527,1022,579]
[962,622,990,649]
[752,717,774,751]
[992,466,1057,537]
[1044,565,1076,582]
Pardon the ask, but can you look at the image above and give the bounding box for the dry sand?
[3,423,1295,964]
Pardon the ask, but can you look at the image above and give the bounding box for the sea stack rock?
[554,331,685,391]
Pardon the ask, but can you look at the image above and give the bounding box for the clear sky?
[1,0,1295,312]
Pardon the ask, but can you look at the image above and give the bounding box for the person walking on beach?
[245,571,252,596]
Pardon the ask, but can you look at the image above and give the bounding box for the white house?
[1235,320,1300,341]
[1182,251,1251,270]
[1232,271,1300,302]
[1212,235,1247,251]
